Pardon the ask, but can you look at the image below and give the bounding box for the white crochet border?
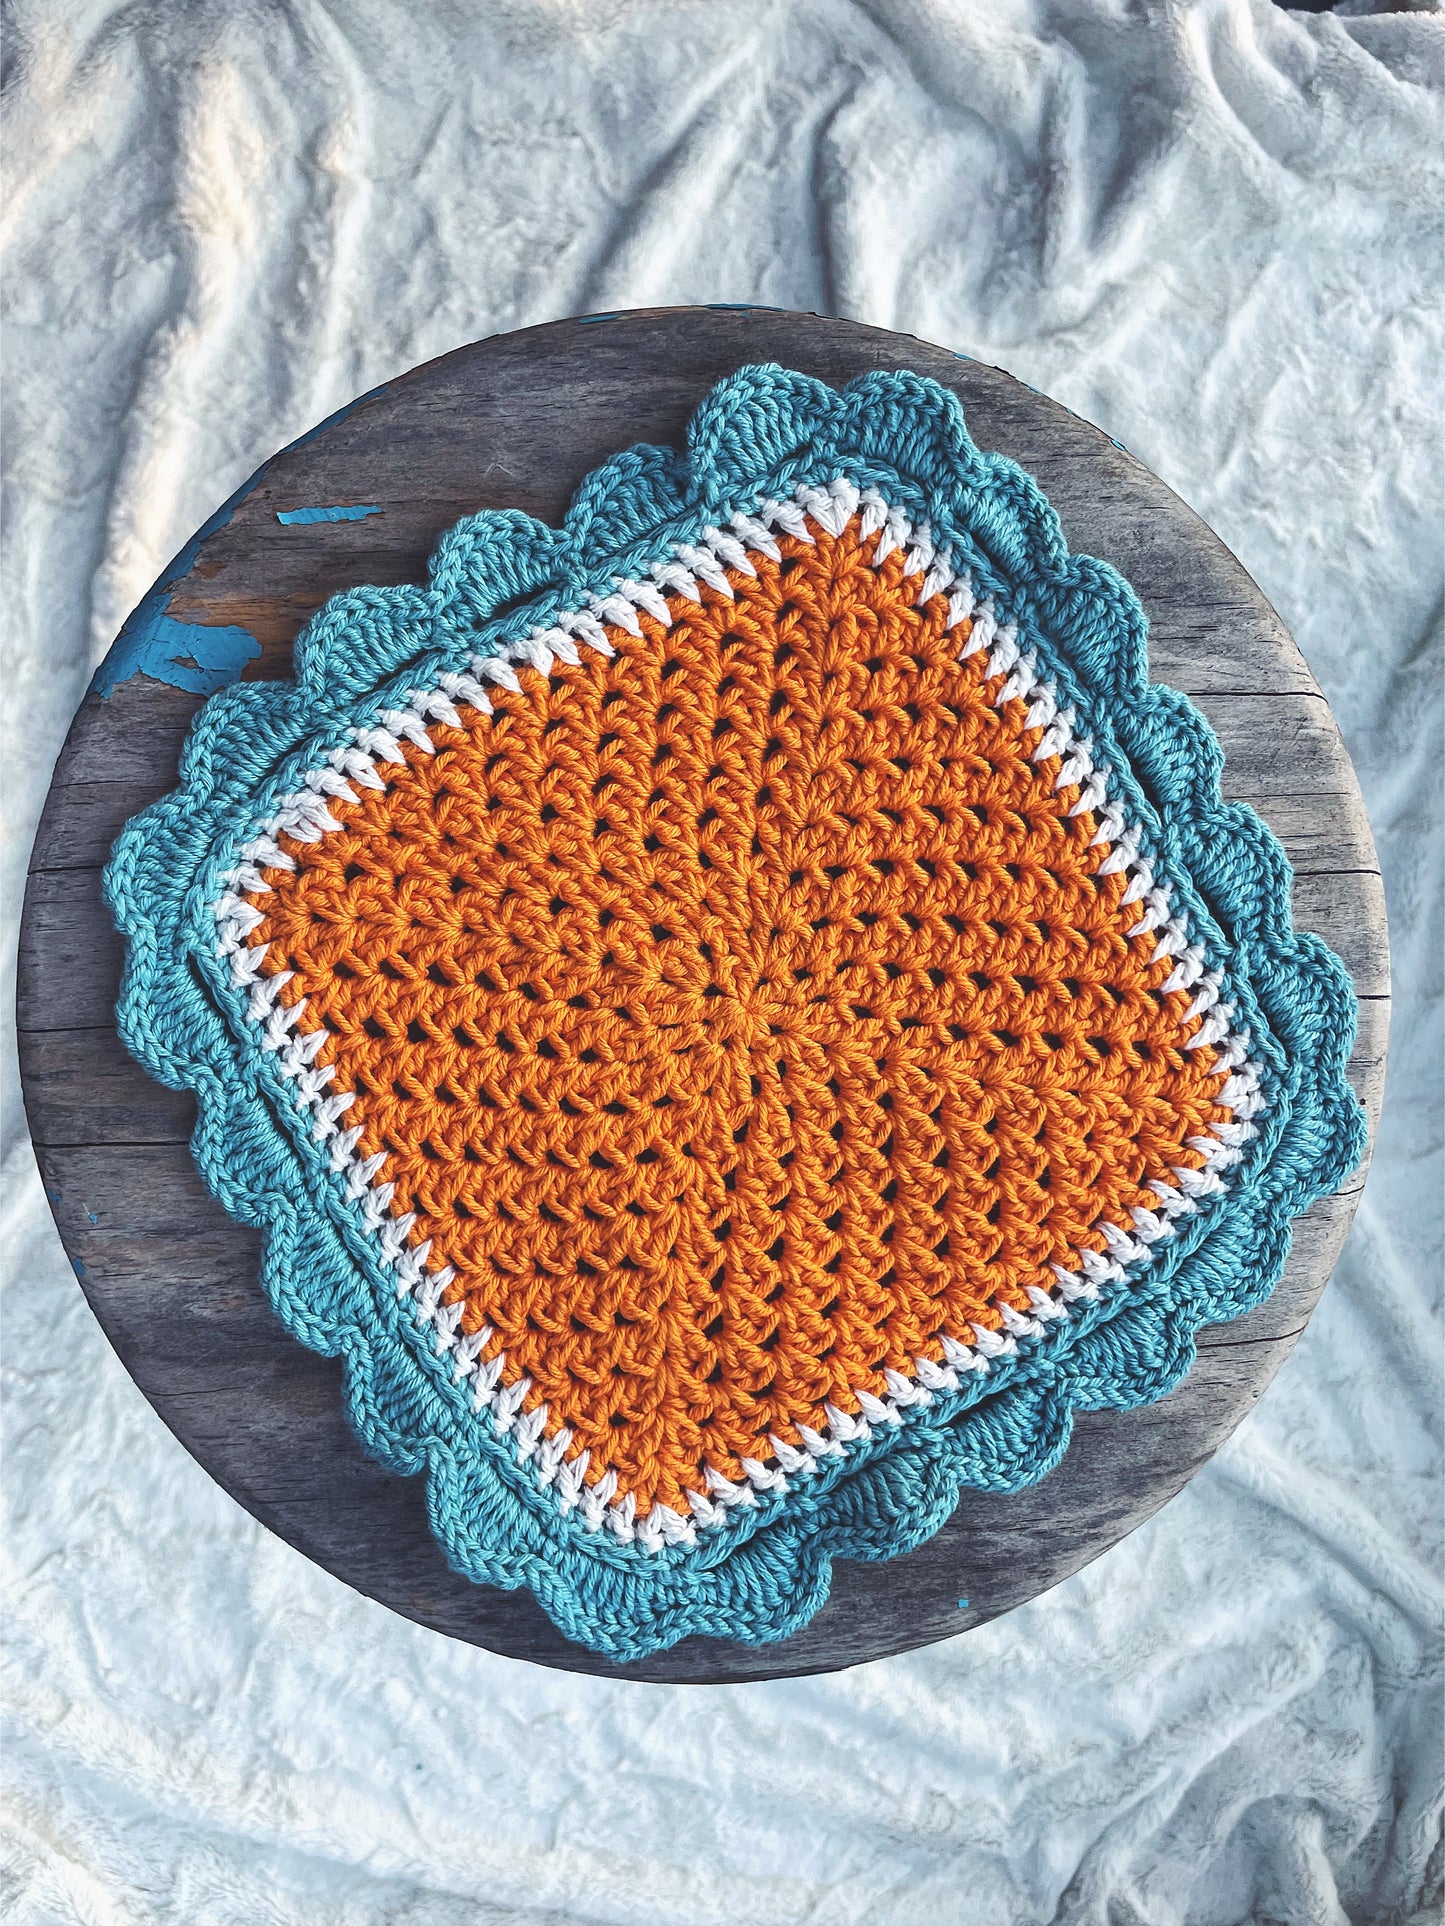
[213,477,1265,1556]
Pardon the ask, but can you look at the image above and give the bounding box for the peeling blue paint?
[707,303,786,313]
[72,1258,86,1279]
[91,377,395,700]
[577,311,622,325]
[957,1597,970,1609]
[276,503,381,526]
[83,1204,98,1225]
[90,476,259,699]
[92,596,260,698]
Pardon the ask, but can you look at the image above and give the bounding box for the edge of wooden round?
[18,308,1389,1684]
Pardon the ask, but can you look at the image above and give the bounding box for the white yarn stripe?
[213,476,1265,1556]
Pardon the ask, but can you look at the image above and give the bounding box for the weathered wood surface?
[18,308,1389,1683]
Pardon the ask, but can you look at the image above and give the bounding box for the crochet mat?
[104,365,1364,1660]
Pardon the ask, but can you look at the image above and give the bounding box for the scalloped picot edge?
[212,476,1266,1556]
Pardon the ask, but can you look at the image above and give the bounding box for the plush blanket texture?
[3,3,1440,1921]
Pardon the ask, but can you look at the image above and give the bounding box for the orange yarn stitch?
[252,517,1228,1515]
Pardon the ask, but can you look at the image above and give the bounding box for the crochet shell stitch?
[105,365,1365,1662]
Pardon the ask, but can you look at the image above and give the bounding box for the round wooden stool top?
[18,309,1388,1683]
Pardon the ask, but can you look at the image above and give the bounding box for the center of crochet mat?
[249,514,1229,1517]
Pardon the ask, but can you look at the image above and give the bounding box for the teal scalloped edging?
[104,365,1366,1662]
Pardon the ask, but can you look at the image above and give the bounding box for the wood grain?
[17,308,1388,1683]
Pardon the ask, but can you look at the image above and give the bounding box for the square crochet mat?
[103,362,1364,1662]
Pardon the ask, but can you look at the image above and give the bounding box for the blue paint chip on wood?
[90,379,398,701]
[93,599,261,698]
[90,477,263,699]
[276,503,382,526]
[957,1598,970,1610]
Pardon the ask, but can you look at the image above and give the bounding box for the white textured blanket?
[3,3,1440,1920]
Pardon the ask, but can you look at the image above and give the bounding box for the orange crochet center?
[251,516,1229,1516]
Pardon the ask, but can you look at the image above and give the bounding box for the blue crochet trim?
[105,366,1365,1661]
